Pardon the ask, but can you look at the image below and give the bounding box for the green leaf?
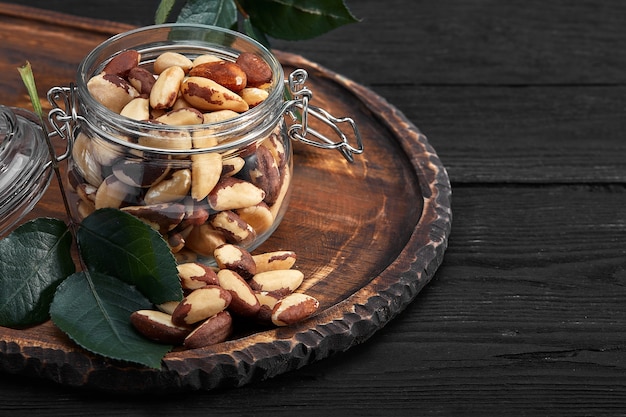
[242,17,271,48]
[155,0,178,24]
[50,271,171,369]
[77,209,182,305]
[177,0,238,29]
[238,0,359,40]
[0,218,74,328]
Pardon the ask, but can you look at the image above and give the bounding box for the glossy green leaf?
[177,0,238,29]
[0,218,74,328]
[239,0,359,40]
[155,0,177,24]
[77,209,182,305]
[242,17,271,48]
[50,271,171,369]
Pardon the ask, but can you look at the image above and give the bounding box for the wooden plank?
[374,85,626,183]
[5,0,624,185]
[1,186,625,412]
[272,0,626,86]
[4,0,626,86]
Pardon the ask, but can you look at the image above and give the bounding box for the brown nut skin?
[210,210,256,247]
[121,203,186,234]
[254,291,282,325]
[247,145,282,205]
[271,293,319,326]
[178,201,210,229]
[213,243,256,280]
[144,169,192,205]
[171,285,232,326]
[189,61,248,93]
[111,158,169,188]
[207,177,265,211]
[221,156,245,177]
[181,76,249,113]
[128,66,156,95]
[87,73,140,113]
[94,175,139,210]
[261,129,287,169]
[183,310,233,349]
[236,52,272,87]
[130,309,191,345]
[102,49,140,78]
[177,262,219,290]
[252,250,297,273]
[217,269,260,317]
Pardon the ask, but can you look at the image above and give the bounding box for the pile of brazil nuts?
[70,48,291,261]
[130,243,320,349]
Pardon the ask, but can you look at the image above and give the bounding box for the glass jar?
[0,106,53,237]
[48,24,362,264]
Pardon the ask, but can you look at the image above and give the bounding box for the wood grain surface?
[0,0,451,394]
[1,0,626,416]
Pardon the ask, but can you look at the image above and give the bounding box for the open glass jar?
[47,24,362,264]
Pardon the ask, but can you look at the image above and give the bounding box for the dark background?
[3,1,626,416]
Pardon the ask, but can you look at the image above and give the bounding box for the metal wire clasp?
[46,84,82,162]
[284,69,363,162]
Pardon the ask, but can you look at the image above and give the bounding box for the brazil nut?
[171,285,232,326]
[181,76,249,113]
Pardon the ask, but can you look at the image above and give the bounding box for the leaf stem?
[17,62,75,230]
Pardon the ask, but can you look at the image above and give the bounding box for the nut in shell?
[252,250,297,273]
[210,210,256,246]
[87,73,140,113]
[130,309,191,344]
[121,203,186,234]
[181,76,249,113]
[217,269,260,317]
[189,61,247,92]
[150,65,185,109]
[271,293,320,326]
[248,269,304,296]
[177,262,219,290]
[183,310,233,349]
[214,243,256,280]
[102,50,140,78]
[171,285,232,326]
[144,169,192,205]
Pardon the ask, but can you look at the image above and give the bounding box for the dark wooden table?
[2,0,626,415]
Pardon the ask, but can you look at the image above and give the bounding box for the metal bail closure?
[284,69,363,162]
[46,84,82,164]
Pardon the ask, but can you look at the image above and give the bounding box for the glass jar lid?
[0,105,53,237]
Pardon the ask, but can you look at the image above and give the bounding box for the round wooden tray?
[0,51,452,393]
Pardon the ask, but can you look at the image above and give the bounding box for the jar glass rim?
[75,23,286,155]
[0,106,53,236]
